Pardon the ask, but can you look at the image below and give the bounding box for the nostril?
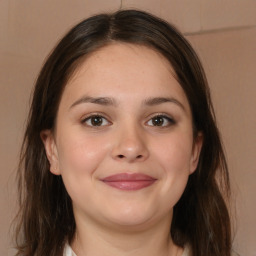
[116,154,144,160]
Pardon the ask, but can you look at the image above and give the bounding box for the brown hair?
[15,9,231,256]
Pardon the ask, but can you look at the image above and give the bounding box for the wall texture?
[1,1,255,255]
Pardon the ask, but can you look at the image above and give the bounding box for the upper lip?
[101,173,156,181]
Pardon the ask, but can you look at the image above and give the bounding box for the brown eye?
[147,115,175,127]
[152,116,164,126]
[83,115,109,127]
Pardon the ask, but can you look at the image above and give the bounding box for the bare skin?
[42,43,202,256]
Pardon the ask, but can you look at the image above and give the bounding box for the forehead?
[68,42,176,87]
[61,43,189,110]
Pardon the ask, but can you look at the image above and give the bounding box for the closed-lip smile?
[101,173,157,191]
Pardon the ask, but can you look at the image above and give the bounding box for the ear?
[189,132,203,174]
[40,129,61,175]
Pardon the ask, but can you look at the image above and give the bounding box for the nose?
[111,125,149,163]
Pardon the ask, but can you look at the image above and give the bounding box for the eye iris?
[91,116,103,126]
[152,116,164,126]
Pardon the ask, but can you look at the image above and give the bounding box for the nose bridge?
[112,120,149,162]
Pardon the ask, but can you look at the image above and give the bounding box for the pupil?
[92,116,102,126]
[153,116,163,126]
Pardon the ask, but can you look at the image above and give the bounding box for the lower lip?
[102,180,156,191]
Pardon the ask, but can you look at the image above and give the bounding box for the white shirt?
[63,244,190,256]
[63,244,77,256]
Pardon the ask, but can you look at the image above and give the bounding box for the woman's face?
[42,43,202,230]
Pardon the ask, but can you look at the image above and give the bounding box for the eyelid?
[80,112,176,128]
[81,112,112,126]
[145,113,176,127]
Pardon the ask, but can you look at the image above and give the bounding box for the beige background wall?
[1,1,255,255]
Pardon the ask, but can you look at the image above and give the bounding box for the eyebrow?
[69,96,185,110]
[70,96,117,109]
[142,97,185,110]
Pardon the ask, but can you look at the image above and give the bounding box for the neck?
[71,212,182,256]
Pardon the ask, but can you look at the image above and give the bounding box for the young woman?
[15,9,232,256]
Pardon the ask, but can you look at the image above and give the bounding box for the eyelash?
[146,114,176,127]
[81,113,176,128]
[81,113,111,127]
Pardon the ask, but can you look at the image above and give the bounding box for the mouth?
[100,173,157,191]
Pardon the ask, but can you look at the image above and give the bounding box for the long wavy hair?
[14,9,231,256]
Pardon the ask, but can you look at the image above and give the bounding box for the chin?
[102,206,161,230]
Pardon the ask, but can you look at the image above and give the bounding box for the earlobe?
[40,130,61,175]
[189,132,203,174]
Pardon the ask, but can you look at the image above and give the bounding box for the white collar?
[63,244,77,256]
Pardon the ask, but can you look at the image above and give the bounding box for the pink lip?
[101,173,157,191]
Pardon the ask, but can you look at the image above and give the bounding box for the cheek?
[153,132,193,172]
[58,132,109,169]
[56,133,110,193]
[151,133,193,201]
